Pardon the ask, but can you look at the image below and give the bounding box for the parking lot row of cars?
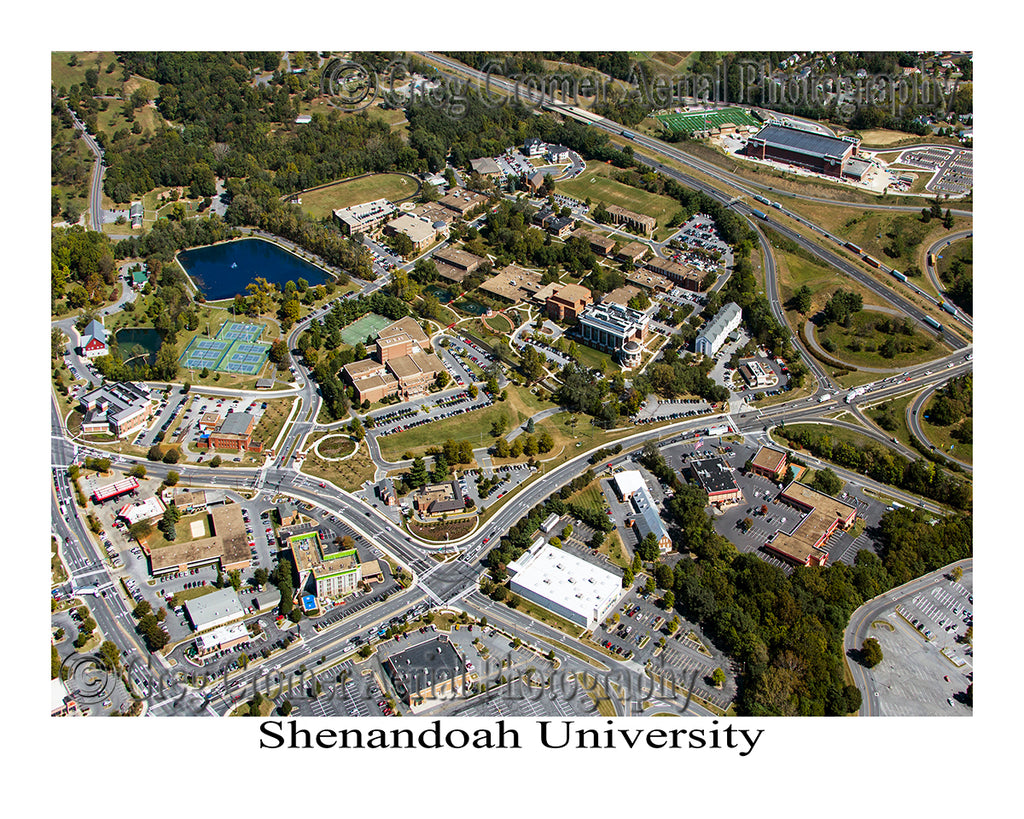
[373,393,493,438]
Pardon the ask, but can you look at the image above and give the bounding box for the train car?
[771,201,782,209]
[923,315,944,332]
[863,254,881,268]
[844,241,862,253]
[750,209,768,221]
[891,269,908,283]
[940,301,957,315]
[753,195,771,205]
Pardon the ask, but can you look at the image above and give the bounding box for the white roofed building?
[507,542,622,630]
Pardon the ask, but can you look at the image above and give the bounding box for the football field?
[656,107,760,133]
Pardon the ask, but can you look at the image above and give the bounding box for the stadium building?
[745,123,860,178]
[507,541,622,630]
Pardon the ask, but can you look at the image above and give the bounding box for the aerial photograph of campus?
[51,49,975,722]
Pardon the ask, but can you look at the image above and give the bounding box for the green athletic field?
[656,107,760,133]
[339,312,392,346]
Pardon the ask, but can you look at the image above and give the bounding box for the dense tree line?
[776,424,971,510]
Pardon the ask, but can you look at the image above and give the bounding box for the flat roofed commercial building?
[353,373,399,404]
[432,246,486,274]
[605,205,656,235]
[378,316,430,348]
[690,456,742,507]
[388,351,444,399]
[507,541,622,630]
[578,301,649,356]
[745,123,859,178]
[601,285,641,307]
[332,198,397,235]
[384,213,436,250]
[185,587,244,633]
[195,622,248,656]
[749,446,788,481]
[79,381,153,438]
[343,358,386,382]
[613,470,647,500]
[740,359,773,387]
[205,411,260,452]
[764,481,858,567]
[117,496,166,526]
[695,302,742,357]
[383,636,468,711]
[147,502,250,575]
[626,268,675,294]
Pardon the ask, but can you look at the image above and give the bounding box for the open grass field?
[144,511,210,553]
[556,163,679,239]
[252,398,295,451]
[339,312,392,346]
[483,313,514,334]
[656,107,760,134]
[296,173,420,219]
[776,249,888,315]
[301,433,377,491]
[567,480,609,517]
[51,52,119,91]
[864,390,919,451]
[851,128,937,148]
[919,395,972,465]
[376,387,552,462]
[775,422,883,461]
[816,309,950,370]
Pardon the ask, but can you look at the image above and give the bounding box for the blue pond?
[177,238,330,301]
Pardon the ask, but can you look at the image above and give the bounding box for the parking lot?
[460,463,536,510]
[862,566,973,716]
[369,388,494,438]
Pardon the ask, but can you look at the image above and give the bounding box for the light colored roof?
[616,241,648,259]
[613,470,647,498]
[550,283,592,306]
[470,157,502,175]
[751,446,788,474]
[117,497,166,525]
[387,213,436,244]
[344,358,386,380]
[185,588,244,631]
[507,542,622,624]
[379,315,429,347]
[698,302,742,344]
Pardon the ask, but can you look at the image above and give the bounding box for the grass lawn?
[568,341,617,373]
[816,310,951,370]
[377,386,553,462]
[863,390,919,451]
[599,529,631,570]
[296,173,421,219]
[52,537,68,584]
[854,128,938,147]
[145,511,211,553]
[301,436,377,492]
[774,422,885,460]
[775,249,888,313]
[483,313,514,334]
[772,197,970,290]
[567,480,609,517]
[919,396,972,465]
[252,397,295,451]
[556,162,679,238]
[170,585,216,607]
[51,52,119,91]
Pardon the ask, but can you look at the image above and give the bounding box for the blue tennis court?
[179,321,271,374]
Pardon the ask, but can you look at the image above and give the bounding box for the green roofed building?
[289,529,365,599]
